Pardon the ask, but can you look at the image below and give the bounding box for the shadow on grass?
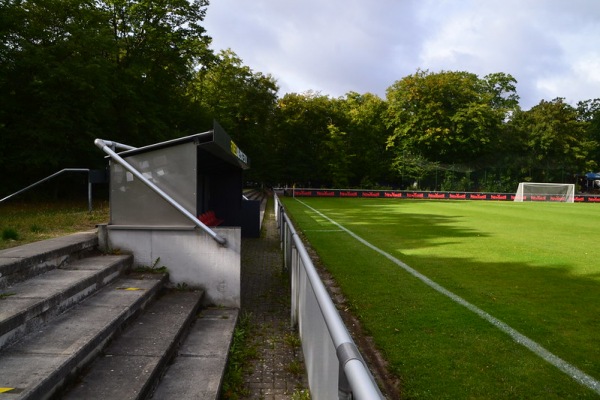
[313,236,600,398]
[302,201,491,251]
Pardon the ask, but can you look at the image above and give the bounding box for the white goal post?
[514,182,575,203]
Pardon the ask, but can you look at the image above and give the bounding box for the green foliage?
[385,70,519,170]
[324,123,352,188]
[221,311,257,399]
[477,172,518,193]
[507,98,596,181]
[338,92,395,187]
[578,98,600,168]
[0,0,212,193]
[1,0,597,192]
[134,258,168,274]
[189,49,279,183]
[29,224,44,234]
[0,292,16,300]
[283,331,302,349]
[291,389,311,400]
[271,92,340,186]
[1,228,19,241]
[286,359,305,376]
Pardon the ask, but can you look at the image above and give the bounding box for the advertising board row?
[285,189,600,203]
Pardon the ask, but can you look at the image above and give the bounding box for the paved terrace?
[240,202,309,399]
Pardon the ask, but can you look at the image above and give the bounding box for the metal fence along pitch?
[274,194,384,400]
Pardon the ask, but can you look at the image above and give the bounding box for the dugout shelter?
[109,121,257,235]
[99,122,254,307]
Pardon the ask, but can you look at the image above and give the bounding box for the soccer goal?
[514,182,575,202]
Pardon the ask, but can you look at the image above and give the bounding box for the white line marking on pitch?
[296,199,600,395]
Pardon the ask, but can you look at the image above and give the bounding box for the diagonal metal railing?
[0,169,93,212]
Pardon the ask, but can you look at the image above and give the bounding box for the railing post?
[0,168,91,210]
[87,178,93,213]
[290,244,299,329]
[280,206,285,243]
[283,227,290,271]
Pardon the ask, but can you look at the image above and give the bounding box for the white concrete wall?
[104,227,240,308]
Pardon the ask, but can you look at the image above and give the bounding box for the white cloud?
[203,0,600,108]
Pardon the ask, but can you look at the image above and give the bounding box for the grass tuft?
[291,389,311,400]
[1,227,19,241]
[221,311,258,399]
[29,223,44,233]
[134,257,168,274]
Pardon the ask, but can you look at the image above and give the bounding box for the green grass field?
[281,197,600,399]
[0,201,109,250]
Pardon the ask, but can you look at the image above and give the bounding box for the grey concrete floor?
[240,206,309,399]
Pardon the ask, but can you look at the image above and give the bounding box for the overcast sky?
[203,0,600,110]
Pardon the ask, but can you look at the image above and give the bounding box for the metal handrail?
[94,139,227,246]
[100,140,137,151]
[275,194,383,399]
[0,169,93,212]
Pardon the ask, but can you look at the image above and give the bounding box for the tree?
[188,49,279,183]
[577,98,600,168]
[384,70,519,188]
[271,92,342,186]
[323,122,352,188]
[507,98,596,181]
[103,0,212,143]
[338,92,394,187]
[0,0,213,194]
[0,0,118,192]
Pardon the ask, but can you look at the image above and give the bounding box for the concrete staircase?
[0,231,238,399]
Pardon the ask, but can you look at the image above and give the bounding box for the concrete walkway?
[240,202,309,399]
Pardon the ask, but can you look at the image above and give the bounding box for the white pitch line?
[296,198,600,395]
[303,229,344,232]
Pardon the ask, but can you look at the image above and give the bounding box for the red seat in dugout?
[199,211,224,227]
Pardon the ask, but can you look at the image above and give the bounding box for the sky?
[203,0,600,110]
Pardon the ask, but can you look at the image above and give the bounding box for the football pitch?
[280,197,600,399]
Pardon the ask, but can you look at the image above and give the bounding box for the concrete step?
[61,290,204,400]
[0,232,239,400]
[0,254,132,351]
[0,231,98,289]
[151,307,239,400]
[0,272,167,400]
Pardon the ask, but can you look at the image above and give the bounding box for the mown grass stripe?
[295,198,600,395]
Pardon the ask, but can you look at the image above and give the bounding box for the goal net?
[514,182,575,203]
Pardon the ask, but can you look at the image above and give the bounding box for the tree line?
[2,0,600,196]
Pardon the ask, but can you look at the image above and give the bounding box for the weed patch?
[134,258,168,274]
[221,311,258,399]
[1,228,19,241]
